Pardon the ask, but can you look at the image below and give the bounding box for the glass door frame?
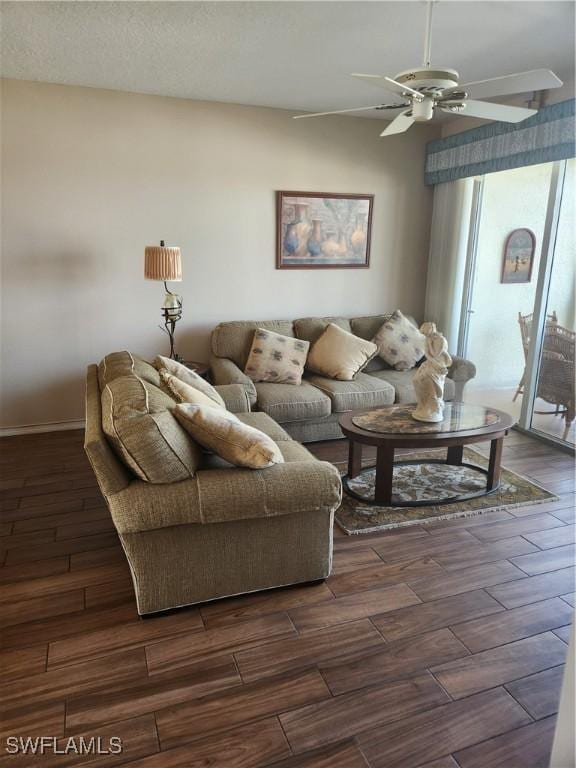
[459,159,573,453]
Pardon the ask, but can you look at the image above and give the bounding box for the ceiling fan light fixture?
[412,97,435,122]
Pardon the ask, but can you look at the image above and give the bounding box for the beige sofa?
[84,354,342,615]
[210,314,476,443]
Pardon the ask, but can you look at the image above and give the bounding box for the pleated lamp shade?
[144,245,182,281]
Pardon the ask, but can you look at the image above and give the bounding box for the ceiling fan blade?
[448,99,538,123]
[384,76,425,100]
[351,73,424,100]
[380,109,415,137]
[293,104,399,119]
[455,69,563,100]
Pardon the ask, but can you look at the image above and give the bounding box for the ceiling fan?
[293,0,563,137]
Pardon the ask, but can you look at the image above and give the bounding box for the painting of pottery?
[276,191,373,269]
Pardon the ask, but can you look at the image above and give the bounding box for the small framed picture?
[501,228,536,283]
[276,191,373,269]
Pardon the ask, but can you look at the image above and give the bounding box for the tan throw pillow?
[159,370,224,409]
[372,310,426,371]
[101,375,202,483]
[154,356,225,408]
[307,323,377,381]
[244,329,310,385]
[174,404,284,469]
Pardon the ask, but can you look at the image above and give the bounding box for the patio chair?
[514,311,575,440]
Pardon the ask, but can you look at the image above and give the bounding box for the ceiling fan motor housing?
[395,67,459,94]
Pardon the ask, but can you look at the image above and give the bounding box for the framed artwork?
[501,228,536,284]
[276,191,373,269]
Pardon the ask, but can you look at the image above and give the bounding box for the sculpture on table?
[412,322,453,423]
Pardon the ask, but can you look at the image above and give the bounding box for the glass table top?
[352,403,501,435]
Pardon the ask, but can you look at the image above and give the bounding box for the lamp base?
[159,284,183,361]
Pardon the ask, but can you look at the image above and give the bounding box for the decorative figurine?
[412,322,453,423]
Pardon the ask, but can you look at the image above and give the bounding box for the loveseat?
[210,314,476,443]
[84,352,341,615]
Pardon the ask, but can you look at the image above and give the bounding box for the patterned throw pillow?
[244,329,309,385]
[372,310,426,371]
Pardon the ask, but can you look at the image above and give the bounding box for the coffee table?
[339,403,515,507]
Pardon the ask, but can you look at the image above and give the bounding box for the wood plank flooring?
[0,428,574,767]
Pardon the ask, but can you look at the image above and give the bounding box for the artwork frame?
[276,191,374,269]
[501,228,536,284]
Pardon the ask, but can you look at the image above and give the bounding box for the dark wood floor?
[0,428,574,767]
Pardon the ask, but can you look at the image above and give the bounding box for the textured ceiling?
[1,1,574,120]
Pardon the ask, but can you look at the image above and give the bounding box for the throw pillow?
[244,329,309,385]
[372,310,426,371]
[174,404,284,469]
[306,323,377,381]
[159,370,224,409]
[101,375,202,483]
[154,356,225,408]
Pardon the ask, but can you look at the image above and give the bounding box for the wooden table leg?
[446,445,464,466]
[348,440,363,479]
[374,446,394,505]
[487,437,503,491]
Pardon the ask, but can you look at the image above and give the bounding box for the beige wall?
[1,79,437,430]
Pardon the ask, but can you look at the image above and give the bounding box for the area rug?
[335,447,558,535]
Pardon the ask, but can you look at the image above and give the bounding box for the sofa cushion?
[245,329,309,385]
[306,372,395,412]
[159,371,225,409]
[294,316,351,345]
[98,351,160,390]
[174,404,284,470]
[255,381,331,423]
[373,311,426,371]
[307,323,377,381]
[214,384,252,414]
[350,315,392,373]
[155,356,225,408]
[212,320,294,369]
[237,412,293,441]
[351,314,393,341]
[370,368,456,404]
[101,375,202,483]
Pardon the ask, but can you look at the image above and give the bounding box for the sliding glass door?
[460,159,574,449]
[528,159,575,445]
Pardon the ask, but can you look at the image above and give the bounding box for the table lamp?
[144,240,183,361]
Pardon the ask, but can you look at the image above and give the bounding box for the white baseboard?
[0,420,85,437]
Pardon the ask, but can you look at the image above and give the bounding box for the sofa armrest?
[210,355,257,406]
[107,460,342,534]
[448,355,476,383]
[214,383,252,414]
[448,355,476,402]
[195,460,342,524]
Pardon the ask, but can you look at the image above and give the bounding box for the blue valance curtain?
[425,98,575,185]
